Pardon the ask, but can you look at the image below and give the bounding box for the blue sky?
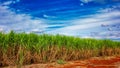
[0,0,120,41]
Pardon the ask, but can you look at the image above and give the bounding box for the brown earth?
[3,56,120,68]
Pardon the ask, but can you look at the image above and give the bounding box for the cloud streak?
[80,0,93,3]
[47,10,120,40]
[0,3,47,33]
[80,0,120,4]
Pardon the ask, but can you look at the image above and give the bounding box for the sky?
[0,0,120,41]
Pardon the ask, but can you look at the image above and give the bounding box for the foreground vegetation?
[0,31,120,67]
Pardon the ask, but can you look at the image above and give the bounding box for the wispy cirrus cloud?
[0,2,47,32]
[1,1,13,5]
[1,0,20,6]
[47,10,120,40]
[80,0,93,3]
[80,0,120,4]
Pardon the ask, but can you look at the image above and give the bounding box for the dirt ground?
[3,56,120,68]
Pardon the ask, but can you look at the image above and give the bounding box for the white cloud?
[80,0,110,4]
[99,5,120,13]
[80,0,93,3]
[2,1,13,6]
[80,3,84,6]
[0,4,47,33]
[1,0,21,7]
[43,14,56,19]
[16,0,20,2]
[47,10,120,39]
[1,0,20,6]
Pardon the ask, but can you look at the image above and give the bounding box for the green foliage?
[0,31,120,52]
[0,31,120,66]
[0,31,120,50]
[57,59,66,64]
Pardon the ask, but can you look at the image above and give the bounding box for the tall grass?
[0,31,120,67]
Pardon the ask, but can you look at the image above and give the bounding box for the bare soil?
[3,56,120,68]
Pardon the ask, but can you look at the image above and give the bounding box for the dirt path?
[3,56,120,68]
